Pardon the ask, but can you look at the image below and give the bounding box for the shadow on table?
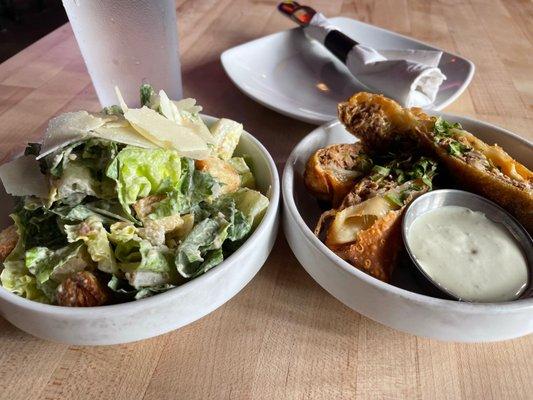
[182,58,317,169]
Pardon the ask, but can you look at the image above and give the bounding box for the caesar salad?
[0,84,269,306]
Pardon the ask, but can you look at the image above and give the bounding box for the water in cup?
[63,0,183,107]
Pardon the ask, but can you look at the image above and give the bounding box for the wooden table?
[0,1,531,399]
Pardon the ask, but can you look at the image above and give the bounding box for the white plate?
[221,17,475,124]
[282,115,532,342]
[0,116,280,345]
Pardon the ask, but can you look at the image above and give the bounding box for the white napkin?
[304,13,446,108]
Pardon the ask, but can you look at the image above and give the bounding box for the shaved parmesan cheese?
[37,111,106,160]
[124,106,209,159]
[0,156,48,198]
[210,118,243,160]
[114,86,129,112]
[158,90,179,121]
[174,98,202,114]
[93,124,157,149]
[158,91,213,144]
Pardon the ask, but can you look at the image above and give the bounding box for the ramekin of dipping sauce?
[402,190,532,303]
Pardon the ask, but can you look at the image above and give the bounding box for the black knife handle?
[324,30,358,64]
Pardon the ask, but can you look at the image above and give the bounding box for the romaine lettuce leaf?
[85,199,136,223]
[45,142,80,178]
[148,158,219,219]
[109,221,139,243]
[15,208,66,249]
[49,162,98,206]
[4,214,26,263]
[171,188,268,278]
[209,118,242,160]
[50,199,133,225]
[207,196,249,242]
[140,84,157,108]
[80,138,119,175]
[0,215,53,303]
[134,284,175,300]
[115,240,141,264]
[0,268,50,303]
[108,274,175,300]
[51,204,104,223]
[109,222,142,265]
[106,146,183,214]
[65,216,117,274]
[228,157,255,188]
[122,240,177,288]
[42,139,118,207]
[25,241,85,284]
[227,188,269,229]
[174,217,229,278]
[107,275,135,294]
[102,105,123,116]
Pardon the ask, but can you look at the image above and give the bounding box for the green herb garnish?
[370,165,391,181]
[140,83,156,107]
[434,117,462,138]
[384,193,403,207]
[102,105,123,115]
[448,141,470,157]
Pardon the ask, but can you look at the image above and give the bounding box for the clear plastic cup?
[62,0,183,107]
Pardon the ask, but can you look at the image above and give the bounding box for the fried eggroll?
[338,92,533,231]
[317,157,436,282]
[304,142,372,206]
[337,92,431,152]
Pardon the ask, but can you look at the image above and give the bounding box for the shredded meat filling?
[338,102,392,151]
[318,144,369,173]
[435,138,531,191]
[340,179,396,210]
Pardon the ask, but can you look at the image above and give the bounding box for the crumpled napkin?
[304,13,446,108]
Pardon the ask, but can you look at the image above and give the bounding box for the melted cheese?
[484,145,532,182]
[328,196,393,245]
[454,129,532,182]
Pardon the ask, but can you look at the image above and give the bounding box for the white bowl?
[282,115,533,342]
[0,116,280,345]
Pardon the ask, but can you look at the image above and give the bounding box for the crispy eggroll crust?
[304,142,372,207]
[416,133,533,231]
[328,210,402,282]
[320,183,429,282]
[337,92,433,151]
[338,92,533,232]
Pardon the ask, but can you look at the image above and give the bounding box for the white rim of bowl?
[282,115,533,313]
[0,125,280,317]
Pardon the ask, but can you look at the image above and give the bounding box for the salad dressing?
[407,206,529,302]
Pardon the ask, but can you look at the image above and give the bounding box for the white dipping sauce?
[407,206,529,302]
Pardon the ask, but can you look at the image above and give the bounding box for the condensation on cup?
[63,0,183,107]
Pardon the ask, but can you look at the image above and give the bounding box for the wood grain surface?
[0,1,532,399]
